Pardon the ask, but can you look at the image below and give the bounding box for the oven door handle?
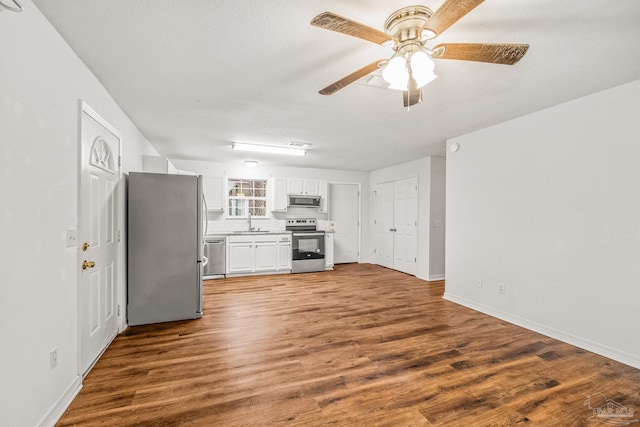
[293,232,325,237]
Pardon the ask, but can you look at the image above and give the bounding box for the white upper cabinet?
[318,180,329,213]
[203,176,224,212]
[287,178,304,195]
[272,177,288,212]
[287,178,320,196]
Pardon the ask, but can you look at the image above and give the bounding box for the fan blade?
[311,12,395,46]
[319,60,385,95]
[432,43,529,65]
[403,76,422,108]
[423,0,484,37]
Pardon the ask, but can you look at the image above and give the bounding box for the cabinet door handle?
[390,228,397,232]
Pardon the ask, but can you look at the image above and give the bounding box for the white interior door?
[329,183,360,263]
[393,177,418,275]
[79,103,120,375]
[374,182,395,269]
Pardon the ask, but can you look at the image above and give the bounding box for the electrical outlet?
[475,278,482,288]
[50,348,58,370]
[498,283,506,294]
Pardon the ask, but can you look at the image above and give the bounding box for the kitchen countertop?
[207,230,292,237]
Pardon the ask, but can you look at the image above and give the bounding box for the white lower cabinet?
[254,240,277,272]
[227,236,255,274]
[277,235,292,271]
[325,233,334,270]
[227,234,291,276]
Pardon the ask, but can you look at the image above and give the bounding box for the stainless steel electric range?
[286,218,325,273]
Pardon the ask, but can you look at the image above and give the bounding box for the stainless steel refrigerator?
[127,172,203,326]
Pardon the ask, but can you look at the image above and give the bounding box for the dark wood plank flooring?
[57,264,640,426]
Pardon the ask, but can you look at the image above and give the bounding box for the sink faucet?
[248,213,254,232]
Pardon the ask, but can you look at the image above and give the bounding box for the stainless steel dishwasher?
[203,236,225,279]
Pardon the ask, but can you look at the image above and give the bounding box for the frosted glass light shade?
[382,55,409,91]
[410,51,437,88]
[232,143,306,156]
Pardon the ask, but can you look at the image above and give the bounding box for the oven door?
[292,232,325,260]
[291,232,325,273]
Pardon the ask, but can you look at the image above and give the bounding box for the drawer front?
[253,234,279,243]
[228,235,254,243]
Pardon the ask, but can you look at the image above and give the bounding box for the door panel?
[394,178,418,275]
[254,242,277,271]
[79,104,120,375]
[374,178,418,275]
[329,184,360,263]
[375,182,394,269]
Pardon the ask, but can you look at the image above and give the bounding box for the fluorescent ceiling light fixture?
[287,141,312,149]
[232,143,306,156]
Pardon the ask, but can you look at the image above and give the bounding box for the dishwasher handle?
[206,238,226,244]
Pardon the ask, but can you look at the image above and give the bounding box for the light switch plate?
[66,229,77,248]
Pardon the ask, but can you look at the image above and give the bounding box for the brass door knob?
[82,260,96,270]
[82,242,90,251]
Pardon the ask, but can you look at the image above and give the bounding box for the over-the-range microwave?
[288,195,321,208]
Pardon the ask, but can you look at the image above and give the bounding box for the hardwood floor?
[57,264,640,426]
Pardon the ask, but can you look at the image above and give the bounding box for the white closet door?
[393,177,418,275]
[374,181,395,269]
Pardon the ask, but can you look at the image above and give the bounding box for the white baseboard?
[416,273,445,282]
[38,375,82,427]
[443,292,640,370]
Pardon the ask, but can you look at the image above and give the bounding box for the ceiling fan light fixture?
[410,50,437,88]
[382,54,409,91]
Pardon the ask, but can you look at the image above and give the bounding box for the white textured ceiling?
[33,0,640,171]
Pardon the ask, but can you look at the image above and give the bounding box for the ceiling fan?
[311,0,529,108]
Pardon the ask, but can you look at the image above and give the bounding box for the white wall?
[171,159,372,262]
[429,157,446,280]
[370,156,446,281]
[445,79,640,369]
[0,3,157,426]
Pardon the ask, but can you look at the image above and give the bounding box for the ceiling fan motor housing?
[384,5,434,50]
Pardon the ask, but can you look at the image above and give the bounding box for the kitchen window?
[227,178,268,218]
